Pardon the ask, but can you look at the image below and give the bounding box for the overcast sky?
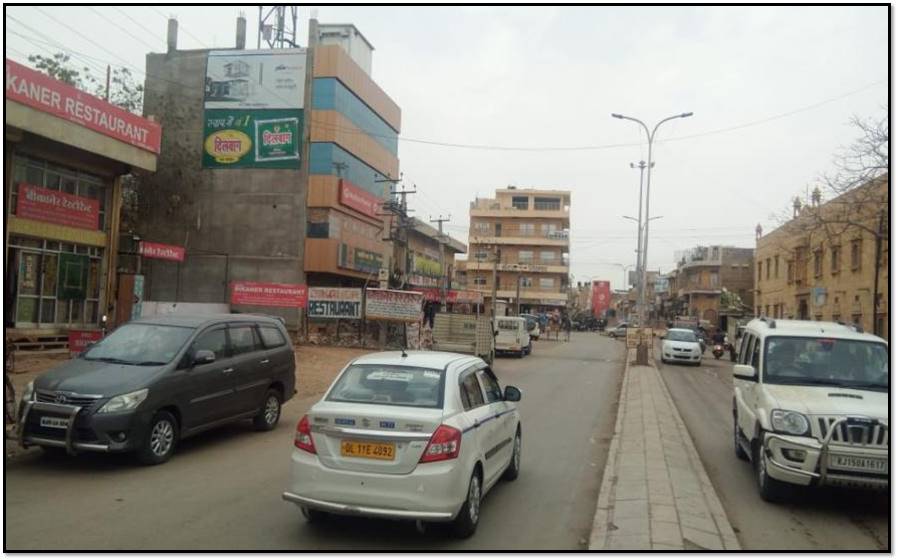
[6,5,888,290]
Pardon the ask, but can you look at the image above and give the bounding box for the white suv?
[732,318,888,501]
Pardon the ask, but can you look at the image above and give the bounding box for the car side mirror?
[192,349,216,366]
[733,364,757,382]
[504,385,522,402]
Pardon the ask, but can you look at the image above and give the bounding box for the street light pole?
[612,111,693,363]
[629,161,649,321]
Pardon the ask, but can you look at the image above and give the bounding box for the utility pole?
[872,208,885,336]
[105,65,111,101]
[491,246,499,318]
[430,215,450,312]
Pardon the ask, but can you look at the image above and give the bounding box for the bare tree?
[27,52,144,114]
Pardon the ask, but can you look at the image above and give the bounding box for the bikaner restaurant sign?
[5,59,162,153]
[338,179,381,219]
[138,241,186,262]
[230,281,308,308]
[16,183,99,230]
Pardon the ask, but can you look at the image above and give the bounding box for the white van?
[495,316,531,358]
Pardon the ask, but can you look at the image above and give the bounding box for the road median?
[589,347,740,550]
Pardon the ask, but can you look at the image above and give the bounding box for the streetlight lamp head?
[680,112,694,118]
[611,113,624,119]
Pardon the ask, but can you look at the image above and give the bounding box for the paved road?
[5,333,624,551]
[657,350,889,550]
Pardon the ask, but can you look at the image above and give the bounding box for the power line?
[149,6,210,48]
[88,6,158,52]
[112,6,165,46]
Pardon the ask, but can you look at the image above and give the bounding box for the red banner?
[230,281,308,308]
[414,289,484,305]
[69,329,103,357]
[339,179,381,219]
[138,241,185,262]
[16,183,99,230]
[5,59,162,153]
[592,280,611,318]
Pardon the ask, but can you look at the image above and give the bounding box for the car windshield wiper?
[132,361,167,366]
[836,382,889,390]
[770,378,840,386]
[89,357,138,365]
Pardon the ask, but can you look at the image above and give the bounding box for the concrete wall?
[139,50,307,322]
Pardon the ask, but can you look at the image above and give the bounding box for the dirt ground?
[293,345,374,398]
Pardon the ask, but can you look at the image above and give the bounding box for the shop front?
[4,58,160,343]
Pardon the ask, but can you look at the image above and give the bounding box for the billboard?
[365,289,423,322]
[16,183,100,230]
[6,59,162,153]
[202,50,305,169]
[138,241,185,262]
[230,281,308,307]
[307,287,363,319]
[592,280,611,318]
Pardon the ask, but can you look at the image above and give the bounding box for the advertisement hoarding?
[204,50,306,109]
[592,280,611,318]
[16,183,99,230]
[6,59,162,153]
[307,287,363,319]
[338,243,382,274]
[138,241,185,262]
[230,281,308,307]
[203,109,302,168]
[338,179,381,218]
[365,289,423,322]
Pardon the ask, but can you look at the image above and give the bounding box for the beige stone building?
[458,187,571,313]
[754,174,888,338]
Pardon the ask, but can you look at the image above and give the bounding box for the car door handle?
[222,368,235,375]
[259,359,270,365]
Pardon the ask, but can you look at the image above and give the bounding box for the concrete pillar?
[167,18,178,53]
[236,15,247,49]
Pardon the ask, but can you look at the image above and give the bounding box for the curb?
[588,348,741,550]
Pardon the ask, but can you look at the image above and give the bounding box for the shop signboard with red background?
[338,179,381,219]
[138,241,186,262]
[592,280,611,318]
[68,329,103,357]
[415,288,484,305]
[230,281,308,308]
[5,59,162,153]
[16,183,99,230]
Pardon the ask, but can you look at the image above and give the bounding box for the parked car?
[519,314,541,341]
[18,314,296,465]
[660,328,703,366]
[495,317,531,357]
[608,322,628,338]
[732,318,888,502]
[282,351,522,538]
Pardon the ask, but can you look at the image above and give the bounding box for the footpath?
[589,347,741,550]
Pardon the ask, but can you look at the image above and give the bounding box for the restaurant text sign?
[16,183,99,230]
[307,287,363,319]
[230,281,308,308]
[138,241,185,262]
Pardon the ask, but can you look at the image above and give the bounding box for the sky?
[5,5,888,290]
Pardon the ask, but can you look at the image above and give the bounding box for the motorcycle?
[712,343,725,359]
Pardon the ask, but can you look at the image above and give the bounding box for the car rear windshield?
[667,330,697,342]
[326,365,445,408]
[764,336,888,390]
[83,324,194,365]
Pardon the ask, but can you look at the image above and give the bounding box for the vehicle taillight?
[294,415,316,454]
[419,424,462,463]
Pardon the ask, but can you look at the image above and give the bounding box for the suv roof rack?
[759,316,776,329]
[835,320,864,334]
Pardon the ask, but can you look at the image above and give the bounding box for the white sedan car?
[282,351,523,538]
[660,328,703,366]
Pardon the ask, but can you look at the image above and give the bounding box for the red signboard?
[69,329,103,357]
[16,183,99,230]
[138,241,186,262]
[230,281,308,308]
[592,280,611,318]
[5,59,162,153]
[414,289,484,305]
[338,179,381,219]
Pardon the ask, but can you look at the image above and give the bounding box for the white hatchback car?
[282,351,523,538]
[660,328,703,366]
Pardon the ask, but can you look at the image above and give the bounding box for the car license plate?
[829,454,887,473]
[340,440,395,461]
[39,417,69,429]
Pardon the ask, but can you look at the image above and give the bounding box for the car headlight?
[21,381,34,402]
[98,389,149,414]
[771,409,810,436]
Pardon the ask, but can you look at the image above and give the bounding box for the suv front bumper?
[18,400,147,455]
[763,418,888,490]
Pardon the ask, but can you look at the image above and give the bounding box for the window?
[813,249,823,278]
[832,313,841,323]
[786,260,794,284]
[757,261,762,282]
[229,326,260,355]
[473,250,489,261]
[539,278,555,290]
[709,272,719,287]
[540,223,559,235]
[84,324,194,365]
[192,328,228,359]
[327,365,444,408]
[739,335,754,365]
[774,255,779,278]
[511,196,529,210]
[475,369,503,403]
[540,251,556,263]
[830,246,841,274]
[459,371,485,410]
[765,305,770,317]
[473,275,487,286]
[518,250,533,263]
[750,337,761,369]
[473,221,490,233]
[518,223,535,236]
[534,197,560,210]
[520,276,533,288]
[766,258,771,280]
[259,326,287,349]
[851,239,862,271]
